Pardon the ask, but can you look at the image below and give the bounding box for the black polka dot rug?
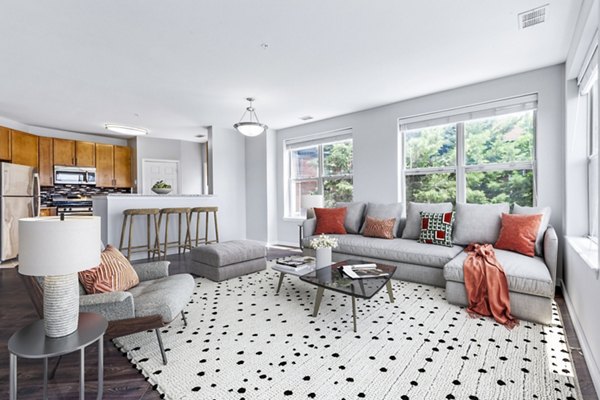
[113,265,582,400]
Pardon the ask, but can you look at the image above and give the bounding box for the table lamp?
[301,194,324,219]
[18,216,101,338]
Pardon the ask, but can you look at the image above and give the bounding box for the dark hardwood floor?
[0,249,597,399]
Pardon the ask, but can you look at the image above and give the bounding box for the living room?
[1,1,599,399]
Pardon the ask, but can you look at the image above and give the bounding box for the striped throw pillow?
[362,216,396,239]
[79,245,140,294]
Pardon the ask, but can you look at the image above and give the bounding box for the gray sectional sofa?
[301,202,558,325]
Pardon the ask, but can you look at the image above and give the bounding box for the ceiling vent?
[299,115,314,121]
[518,4,548,29]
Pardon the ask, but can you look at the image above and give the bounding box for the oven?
[53,200,93,216]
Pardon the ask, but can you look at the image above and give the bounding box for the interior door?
[1,196,34,261]
[142,160,179,194]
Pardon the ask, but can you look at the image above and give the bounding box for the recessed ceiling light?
[105,124,148,136]
[299,115,314,121]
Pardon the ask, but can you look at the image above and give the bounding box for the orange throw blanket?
[463,244,518,329]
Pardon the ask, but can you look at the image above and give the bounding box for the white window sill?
[283,217,305,223]
[565,236,599,271]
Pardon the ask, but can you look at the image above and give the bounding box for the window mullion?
[456,122,466,203]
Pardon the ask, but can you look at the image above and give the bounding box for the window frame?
[286,137,353,218]
[587,77,599,242]
[401,110,537,206]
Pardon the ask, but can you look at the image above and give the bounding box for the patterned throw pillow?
[362,216,396,239]
[418,211,455,247]
[79,245,140,294]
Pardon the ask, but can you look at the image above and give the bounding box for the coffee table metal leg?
[9,353,16,400]
[312,287,324,317]
[386,280,395,303]
[43,357,48,398]
[97,336,104,400]
[276,272,285,294]
[352,295,357,332]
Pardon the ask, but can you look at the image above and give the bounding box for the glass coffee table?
[300,259,397,332]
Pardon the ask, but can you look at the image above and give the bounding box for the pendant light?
[234,97,268,136]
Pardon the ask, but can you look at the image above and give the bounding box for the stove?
[52,197,93,216]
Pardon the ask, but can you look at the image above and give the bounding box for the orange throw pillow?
[79,245,140,294]
[494,213,542,257]
[362,216,396,239]
[314,207,347,235]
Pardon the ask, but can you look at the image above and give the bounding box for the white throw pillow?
[453,203,510,246]
[402,202,454,240]
[512,204,551,256]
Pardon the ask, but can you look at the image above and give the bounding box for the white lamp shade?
[301,194,324,210]
[18,216,101,276]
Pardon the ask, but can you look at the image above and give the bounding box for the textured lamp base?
[43,273,80,337]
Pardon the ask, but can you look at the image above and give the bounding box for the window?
[286,131,353,217]
[401,97,536,206]
[587,76,598,239]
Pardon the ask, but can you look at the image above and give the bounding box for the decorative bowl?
[152,187,172,195]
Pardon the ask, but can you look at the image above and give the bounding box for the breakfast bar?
[93,194,220,260]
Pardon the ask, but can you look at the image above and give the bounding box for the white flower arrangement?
[310,234,338,249]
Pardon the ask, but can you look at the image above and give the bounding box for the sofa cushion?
[443,249,553,298]
[191,240,266,267]
[79,245,139,294]
[513,204,551,256]
[362,216,396,239]
[314,207,347,235]
[360,202,404,238]
[128,273,195,322]
[418,211,455,247]
[337,202,366,234]
[304,234,464,268]
[453,202,509,245]
[402,202,454,240]
[495,213,543,257]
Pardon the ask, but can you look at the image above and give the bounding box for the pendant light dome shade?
[234,97,268,136]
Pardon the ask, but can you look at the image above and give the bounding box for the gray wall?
[271,65,566,249]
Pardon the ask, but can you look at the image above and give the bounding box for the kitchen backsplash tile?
[41,185,131,206]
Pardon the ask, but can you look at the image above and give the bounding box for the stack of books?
[275,257,314,273]
[341,263,389,279]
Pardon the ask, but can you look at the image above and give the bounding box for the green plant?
[152,180,171,189]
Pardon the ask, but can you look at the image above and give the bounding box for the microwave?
[54,166,97,185]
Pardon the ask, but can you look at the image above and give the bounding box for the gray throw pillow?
[513,204,551,256]
[402,202,454,240]
[336,202,367,234]
[359,202,403,238]
[453,202,510,245]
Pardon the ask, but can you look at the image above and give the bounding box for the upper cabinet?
[38,137,53,186]
[53,138,75,166]
[95,143,114,187]
[11,130,38,168]
[76,141,95,167]
[114,145,132,188]
[0,126,11,161]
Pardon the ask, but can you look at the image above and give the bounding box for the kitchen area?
[1,124,216,264]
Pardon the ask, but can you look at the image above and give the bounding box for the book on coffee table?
[341,264,389,279]
[276,257,311,268]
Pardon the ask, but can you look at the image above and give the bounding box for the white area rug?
[114,266,581,400]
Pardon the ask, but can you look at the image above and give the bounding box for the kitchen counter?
[93,193,215,198]
[93,194,221,260]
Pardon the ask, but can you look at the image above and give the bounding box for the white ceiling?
[0,1,583,141]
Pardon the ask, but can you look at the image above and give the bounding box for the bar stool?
[157,207,192,259]
[118,208,161,260]
[188,206,220,247]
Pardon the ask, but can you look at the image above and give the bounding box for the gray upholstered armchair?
[22,260,195,365]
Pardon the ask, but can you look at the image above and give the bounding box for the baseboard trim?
[561,279,600,396]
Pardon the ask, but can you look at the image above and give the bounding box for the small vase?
[315,247,332,269]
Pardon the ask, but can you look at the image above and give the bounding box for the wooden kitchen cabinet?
[75,141,95,167]
[95,143,114,187]
[38,136,53,186]
[114,145,132,188]
[53,138,75,166]
[11,130,38,168]
[0,126,11,161]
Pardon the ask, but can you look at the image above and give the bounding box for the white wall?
[269,65,566,252]
[134,136,203,194]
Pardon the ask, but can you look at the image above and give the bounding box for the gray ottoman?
[190,240,266,281]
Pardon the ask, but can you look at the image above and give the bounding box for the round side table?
[8,312,108,400]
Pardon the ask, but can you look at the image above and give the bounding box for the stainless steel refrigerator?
[1,162,40,262]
